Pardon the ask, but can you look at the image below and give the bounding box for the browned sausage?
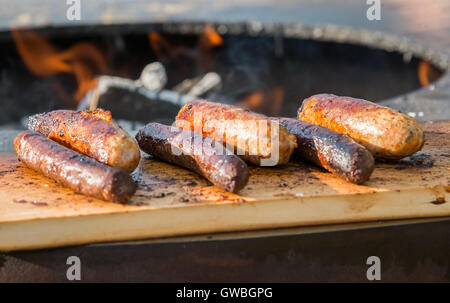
[271,117,374,184]
[176,100,297,166]
[28,108,140,173]
[14,130,136,203]
[135,123,249,193]
[297,94,424,159]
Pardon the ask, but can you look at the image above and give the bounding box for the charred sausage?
[297,94,424,160]
[14,131,136,202]
[28,108,140,173]
[176,100,297,166]
[271,117,374,184]
[135,123,249,193]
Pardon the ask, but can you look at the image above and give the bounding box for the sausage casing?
[297,94,424,159]
[135,123,249,193]
[176,100,297,166]
[28,108,140,173]
[14,130,136,202]
[271,117,374,184]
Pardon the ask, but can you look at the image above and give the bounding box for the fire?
[148,32,172,59]
[199,24,223,49]
[198,25,223,70]
[148,24,223,71]
[238,86,285,116]
[11,29,107,104]
[240,90,265,109]
[417,60,441,87]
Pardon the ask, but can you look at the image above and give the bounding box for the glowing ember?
[417,60,441,87]
[238,86,285,116]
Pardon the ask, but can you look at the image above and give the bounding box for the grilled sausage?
[271,117,374,184]
[28,108,140,173]
[14,131,136,202]
[297,94,424,159]
[135,123,249,193]
[176,100,297,166]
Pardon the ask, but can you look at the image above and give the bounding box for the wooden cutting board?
[0,121,449,251]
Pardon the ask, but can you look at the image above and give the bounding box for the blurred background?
[0,0,449,131]
[2,0,448,45]
[0,0,449,283]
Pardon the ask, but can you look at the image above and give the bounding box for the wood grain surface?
[0,121,448,251]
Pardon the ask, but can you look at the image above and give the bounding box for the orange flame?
[198,25,223,70]
[148,24,223,72]
[417,60,441,87]
[418,61,431,87]
[148,32,172,59]
[199,24,223,49]
[11,29,107,103]
[238,86,285,116]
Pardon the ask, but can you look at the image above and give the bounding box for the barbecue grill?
[0,0,449,282]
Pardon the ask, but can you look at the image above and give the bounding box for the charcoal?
[78,75,196,124]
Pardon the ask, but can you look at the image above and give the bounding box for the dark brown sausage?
[271,117,374,184]
[14,130,136,203]
[135,123,249,193]
[297,94,424,159]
